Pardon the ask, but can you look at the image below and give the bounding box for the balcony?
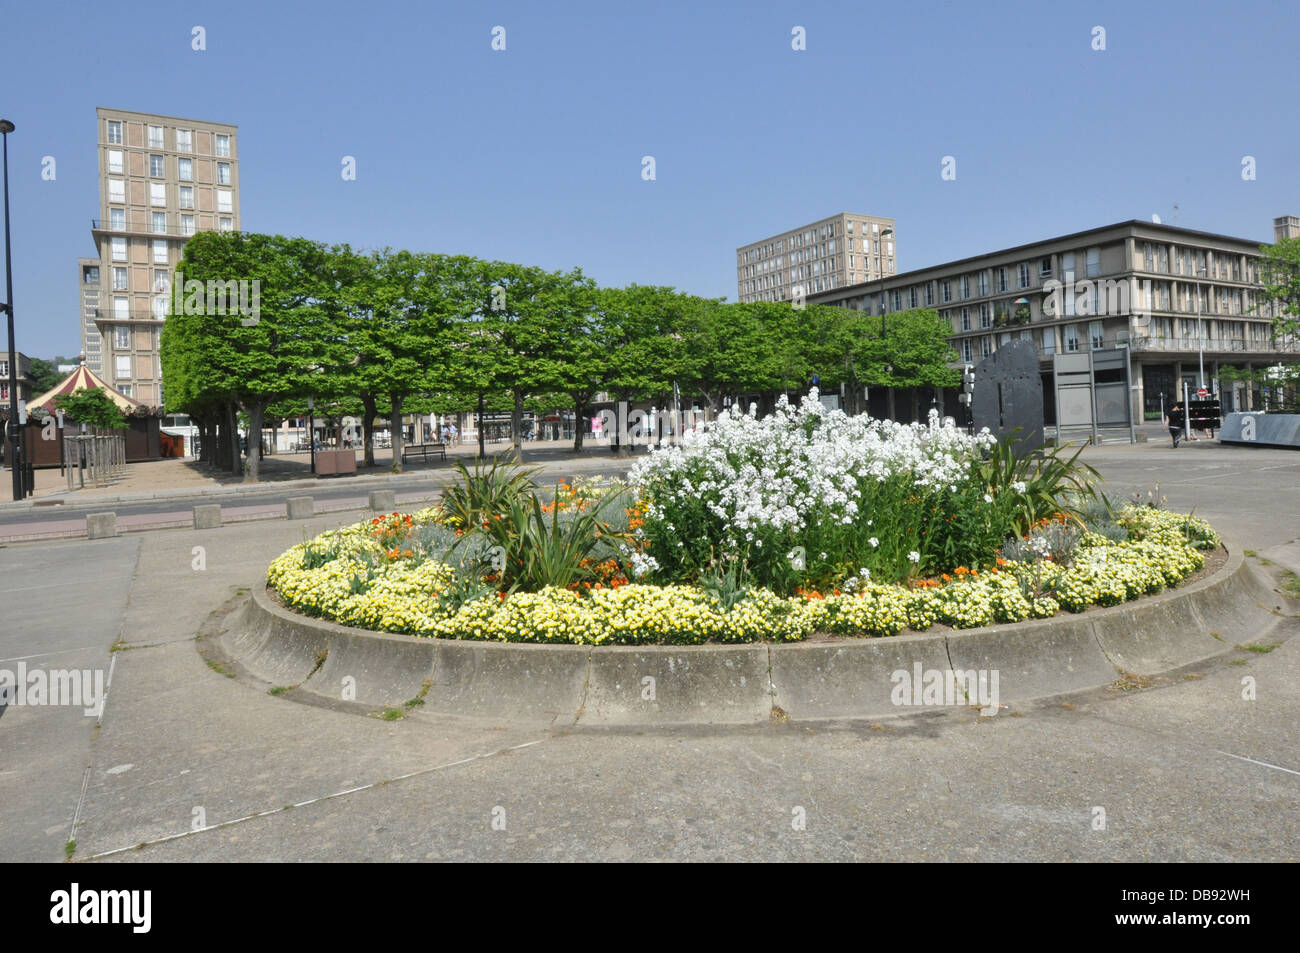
[92,216,233,240]
[94,306,167,324]
[1128,335,1300,354]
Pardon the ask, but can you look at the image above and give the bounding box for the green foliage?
[473,489,625,593]
[54,387,129,430]
[439,458,539,529]
[977,439,1100,535]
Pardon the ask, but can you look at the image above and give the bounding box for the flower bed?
[266,504,1220,645]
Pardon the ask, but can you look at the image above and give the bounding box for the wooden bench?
[401,442,447,464]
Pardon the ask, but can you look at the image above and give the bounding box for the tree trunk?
[477,393,486,459]
[886,387,896,423]
[227,402,241,474]
[361,395,377,468]
[389,396,404,473]
[243,399,266,483]
[511,389,524,461]
[572,396,586,452]
[614,396,631,458]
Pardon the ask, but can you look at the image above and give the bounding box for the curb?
[221,547,1286,726]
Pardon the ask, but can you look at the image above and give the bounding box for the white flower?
[908,551,920,563]
[1011,481,1027,493]
[819,552,827,560]
[869,537,879,548]
[983,494,993,503]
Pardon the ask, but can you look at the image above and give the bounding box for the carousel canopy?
[26,363,148,414]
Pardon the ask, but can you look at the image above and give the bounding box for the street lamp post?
[1,118,22,501]
[876,226,895,420]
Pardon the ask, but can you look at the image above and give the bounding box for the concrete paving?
[0,443,1295,862]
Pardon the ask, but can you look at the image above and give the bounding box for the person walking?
[1166,400,1185,448]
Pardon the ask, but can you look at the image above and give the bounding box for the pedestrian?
[448,421,457,444]
[1166,400,1185,448]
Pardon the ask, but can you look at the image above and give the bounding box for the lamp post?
[1,118,22,501]
[307,396,315,474]
[1195,260,1207,392]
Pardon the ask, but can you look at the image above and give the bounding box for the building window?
[152,211,167,234]
[107,120,123,144]
[997,267,1008,292]
[1041,328,1056,355]
[1143,243,1155,271]
[215,134,231,157]
[119,384,132,397]
[977,271,990,295]
[83,265,100,285]
[217,189,233,213]
[181,214,195,236]
[1156,246,1167,273]
[179,186,194,209]
[217,162,231,186]
[941,280,952,303]
[148,125,164,149]
[960,307,971,331]
[981,337,993,358]
[960,275,970,299]
[154,295,169,320]
[111,237,127,261]
[961,340,973,363]
[1090,320,1104,349]
[1062,252,1075,279]
[176,129,192,152]
[152,239,168,264]
[108,179,125,203]
[908,287,918,308]
[109,208,125,230]
[114,325,130,349]
[178,158,193,181]
[924,283,934,306]
[113,296,128,319]
[892,290,902,311]
[107,150,124,174]
[980,303,991,328]
[1039,256,1053,278]
[150,183,166,206]
[112,266,128,291]
[1018,262,1031,288]
[150,154,165,177]
[1065,324,1080,352]
[154,269,170,293]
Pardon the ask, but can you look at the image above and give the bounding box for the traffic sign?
[1197,387,1208,397]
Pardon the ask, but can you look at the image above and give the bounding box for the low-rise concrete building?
[809,218,1300,420]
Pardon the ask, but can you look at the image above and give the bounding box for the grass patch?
[380,707,405,721]
[205,659,235,679]
[1111,672,1155,693]
[1229,659,1248,666]
[64,840,75,860]
[1280,570,1300,598]
[1243,549,1257,557]
[268,685,289,696]
[1240,642,1281,654]
[1257,557,1274,566]
[1210,631,1223,642]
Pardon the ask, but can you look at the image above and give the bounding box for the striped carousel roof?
[26,363,146,413]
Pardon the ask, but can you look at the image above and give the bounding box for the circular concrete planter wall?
[219,549,1280,726]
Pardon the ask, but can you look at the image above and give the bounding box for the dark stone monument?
[972,340,1044,452]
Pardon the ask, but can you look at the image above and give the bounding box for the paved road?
[0,455,636,540]
[0,444,1296,862]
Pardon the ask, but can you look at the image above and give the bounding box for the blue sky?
[3,0,1297,358]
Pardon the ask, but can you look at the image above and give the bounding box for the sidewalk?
[0,438,633,513]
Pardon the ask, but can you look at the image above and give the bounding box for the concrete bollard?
[86,512,117,540]
[368,489,396,512]
[286,496,314,520]
[193,503,223,529]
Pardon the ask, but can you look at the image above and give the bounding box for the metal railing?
[1128,335,1300,354]
[63,431,127,490]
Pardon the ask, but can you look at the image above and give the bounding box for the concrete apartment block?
[737,212,897,304]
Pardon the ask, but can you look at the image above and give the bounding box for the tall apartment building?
[79,107,240,405]
[736,213,896,304]
[808,219,1300,420]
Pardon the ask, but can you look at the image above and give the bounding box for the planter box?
[315,448,357,475]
